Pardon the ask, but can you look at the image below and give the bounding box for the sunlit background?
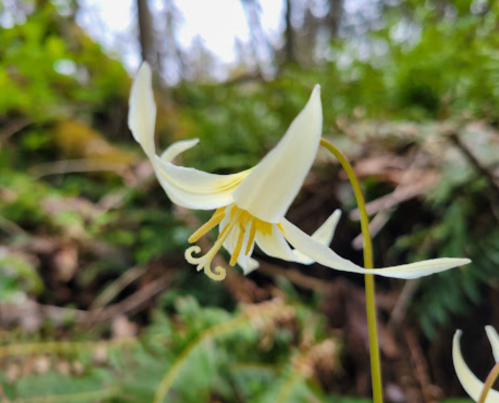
[0,0,498,402]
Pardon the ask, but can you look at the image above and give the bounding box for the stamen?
[188,207,226,243]
[245,219,256,255]
[185,210,240,281]
[229,224,245,266]
[204,264,226,281]
[185,204,280,280]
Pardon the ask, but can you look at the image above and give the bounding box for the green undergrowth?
[0,295,357,403]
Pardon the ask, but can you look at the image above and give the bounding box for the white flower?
[129,62,471,281]
[453,327,499,402]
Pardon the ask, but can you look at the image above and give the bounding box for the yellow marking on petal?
[240,210,248,223]
[277,223,284,232]
[255,219,273,236]
[245,219,256,255]
[188,207,226,243]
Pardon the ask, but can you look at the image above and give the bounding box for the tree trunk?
[284,0,295,63]
[136,0,156,66]
[241,0,275,79]
[327,0,343,38]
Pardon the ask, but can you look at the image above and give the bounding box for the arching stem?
[320,138,383,403]
[478,361,499,403]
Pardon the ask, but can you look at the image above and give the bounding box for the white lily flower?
[453,327,499,402]
[129,62,471,281]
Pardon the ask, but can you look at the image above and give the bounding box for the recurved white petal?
[486,326,499,363]
[153,154,251,209]
[280,219,471,279]
[293,209,342,264]
[129,65,252,210]
[453,330,499,402]
[255,225,299,262]
[160,138,201,162]
[128,62,156,157]
[233,85,322,223]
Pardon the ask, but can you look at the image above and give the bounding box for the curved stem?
[478,361,499,403]
[320,138,383,403]
[153,316,248,403]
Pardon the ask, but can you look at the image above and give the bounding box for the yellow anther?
[188,207,226,243]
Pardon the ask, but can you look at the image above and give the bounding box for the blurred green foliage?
[1,296,351,403]
[0,1,128,120]
[1,0,499,400]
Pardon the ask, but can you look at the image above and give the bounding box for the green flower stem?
[320,138,383,403]
[478,361,499,403]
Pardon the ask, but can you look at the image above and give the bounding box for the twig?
[352,209,393,250]
[0,119,30,144]
[404,327,438,403]
[448,131,499,190]
[388,279,421,331]
[448,131,499,222]
[349,175,438,219]
[87,273,172,323]
[11,387,119,403]
[89,265,148,311]
[0,339,135,359]
[29,160,130,180]
[97,164,156,212]
[0,273,171,327]
[0,215,27,237]
[257,261,326,291]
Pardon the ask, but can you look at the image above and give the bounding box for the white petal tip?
[485,325,498,342]
[128,61,157,155]
[445,258,471,267]
[311,84,321,99]
[140,61,151,70]
[136,62,152,84]
[485,326,499,363]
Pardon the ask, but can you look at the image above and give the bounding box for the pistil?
[185,204,266,280]
[185,209,241,280]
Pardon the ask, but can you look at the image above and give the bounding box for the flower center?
[185,204,272,280]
